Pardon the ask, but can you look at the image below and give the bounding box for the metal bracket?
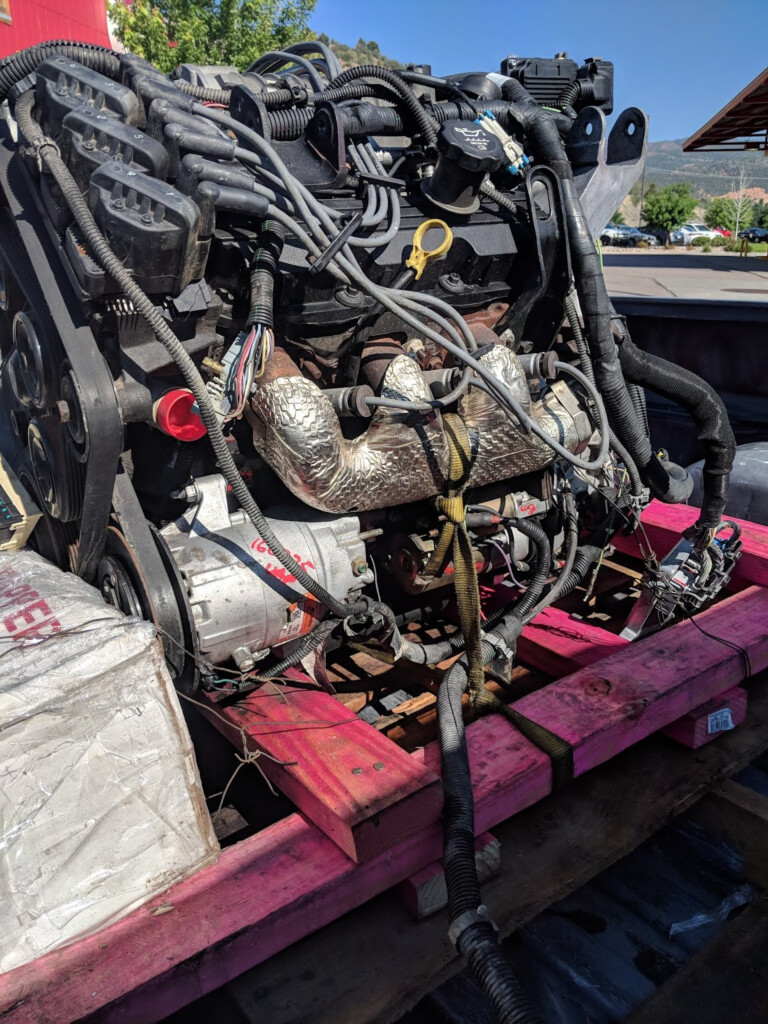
[566,105,648,242]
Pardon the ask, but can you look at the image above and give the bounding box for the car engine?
[0,43,741,694]
[0,39,744,1019]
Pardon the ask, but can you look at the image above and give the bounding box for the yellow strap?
[421,414,484,694]
[405,219,453,280]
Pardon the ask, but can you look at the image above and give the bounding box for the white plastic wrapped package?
[0,549,218,973]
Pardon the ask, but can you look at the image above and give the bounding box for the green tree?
[611,209,625,225]
[704,195,754,234]
[108,0,317,73]
[754,201,768,230]
[642,182,697,233]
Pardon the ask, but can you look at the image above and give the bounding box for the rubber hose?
[268,105,313,140]
[400,514,553,666]
[173,79,387,111]
[173,81,232,104]
[617,335,736,530]
[438,648,542,1024]
[328,65,439,147]
[265,97,520,142]
[248,617,339,686]
[564,293,644,496]
[501,76,691,506]
[627,381,650,437]
[283,40,343,80]
[247,50,326,93]
[248,219,286,328]
[0,40,120,101]
[506,518,551,620]
[15,94,362,620]
[481,180,518,216]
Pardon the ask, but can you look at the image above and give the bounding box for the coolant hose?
[500,78,691,507]
[438,649,542,1024]
[0,40,120,101]
[14,92,364,621]
[617,334,736,531]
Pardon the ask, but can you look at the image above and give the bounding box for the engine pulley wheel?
[27,417,84,522]
[13,311,54,409]
[0,309,12,360]
[150,524,199,694]
[98,551,144,619]
[16,457,78,571]
[101,524,199,693]
[0,257,22,358]
[59,369,89,460]
[6,350,33,408]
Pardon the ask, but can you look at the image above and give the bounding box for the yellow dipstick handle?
[405,219,453,280]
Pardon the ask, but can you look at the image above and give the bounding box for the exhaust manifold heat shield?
[247,346,593,514]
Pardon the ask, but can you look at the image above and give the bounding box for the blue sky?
[311,0,768,141]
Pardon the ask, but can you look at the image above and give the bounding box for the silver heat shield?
[247,346,593,514]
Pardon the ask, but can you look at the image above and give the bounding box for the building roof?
[683,66,768,152]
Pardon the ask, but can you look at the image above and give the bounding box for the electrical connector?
[193,330,250,425]
[475,110,531,176]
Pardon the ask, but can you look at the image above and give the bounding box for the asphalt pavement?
[603,251,768,302]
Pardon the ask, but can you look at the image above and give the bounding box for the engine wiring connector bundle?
[475,109,531,176]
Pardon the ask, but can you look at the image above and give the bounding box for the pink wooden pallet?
[2,501,768,1024]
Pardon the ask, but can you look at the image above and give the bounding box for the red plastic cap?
[154,389,206,441]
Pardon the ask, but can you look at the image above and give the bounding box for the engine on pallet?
[0,39,744,1023]
[0,43,739,697]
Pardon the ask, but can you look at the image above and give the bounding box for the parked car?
[599,222,632,245]
[737,227,768,242]
[713,226,732,237]
[621,226,661,247]
[670,223,720,245]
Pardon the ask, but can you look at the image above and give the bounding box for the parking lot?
[603,250,768,302]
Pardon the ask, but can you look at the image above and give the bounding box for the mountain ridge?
[630,139,767,198]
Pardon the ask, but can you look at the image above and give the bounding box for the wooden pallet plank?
[612,500,768,587]
[2,607,767,1024]
[225,680,768,1024]
[198,682,443,863]
[686,778,768,888]
[625,893,768,1024]
[518,605,628,676]
[415,586,768,830]
[396,832,501,921]
[662,686,748,748]
[514,587,768,777]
